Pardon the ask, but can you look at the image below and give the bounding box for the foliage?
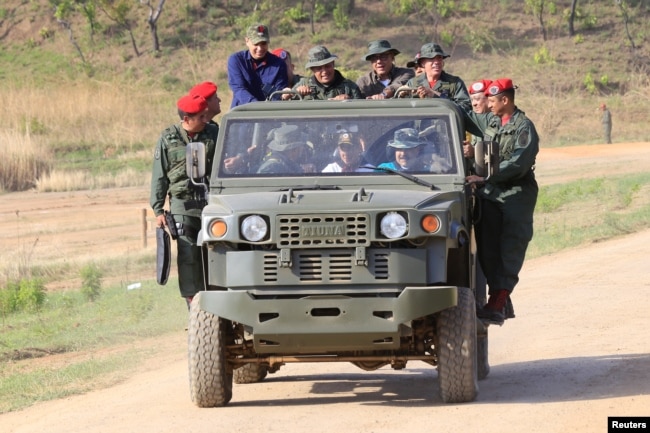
[80,263,103,302]
[533,45,554,64]
[0,278,46,316]
[583,71,596,94]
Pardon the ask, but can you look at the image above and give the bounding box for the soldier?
[271,48,302,87]
[600,103,612,144]
[404,42,471,112]
[257,125,312,174]
[150,93,219,307]
[356,39,414,99]
[189,81,221,123]
[464,78,539,324]
[286,45,362,101]
[463,79,492,161]
[227,23,288,107]
[406,52,424,76]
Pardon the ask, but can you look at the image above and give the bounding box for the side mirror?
[474,140,499,178]
[186,142,206,180]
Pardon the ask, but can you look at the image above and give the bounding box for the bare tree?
[52,2,86,63]
[615,0,637,49]
[568,0,578,36]
[141,0,165,52]
[98,0,141,57]
[525,0,547,41]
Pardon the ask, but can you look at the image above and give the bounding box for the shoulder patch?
[154,147,161,160]
[518,130,529,147]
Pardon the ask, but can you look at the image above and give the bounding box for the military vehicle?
[184,98,496,407]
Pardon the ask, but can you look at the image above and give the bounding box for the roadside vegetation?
[0,0,649,414]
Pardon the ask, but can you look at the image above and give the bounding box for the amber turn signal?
[209,220,227,238]
[420,214,441,233]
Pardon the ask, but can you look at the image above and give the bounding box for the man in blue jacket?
[227,23,288,107]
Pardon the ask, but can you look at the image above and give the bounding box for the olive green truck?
[184,98,494,407]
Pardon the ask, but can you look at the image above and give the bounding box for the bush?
[80,264,103,302]
[0,278,46,316]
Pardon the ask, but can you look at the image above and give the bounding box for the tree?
[141,0,165,52]
[51,0,87,63]
[615,0,636,49]
[568,0,578,36]
[525,0,547,41]
[98,0,141,57]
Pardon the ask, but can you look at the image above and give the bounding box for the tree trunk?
[568,0,578,36]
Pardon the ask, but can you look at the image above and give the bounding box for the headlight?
[240,215,268,242]
[380,212,408,239]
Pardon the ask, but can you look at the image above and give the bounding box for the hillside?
[1,0,649,146]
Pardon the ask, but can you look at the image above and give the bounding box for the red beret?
[189,81,218,100]
[271,48,289,60]
[469,79,492,95]
[177,94,207,114]
[485,78,517,96]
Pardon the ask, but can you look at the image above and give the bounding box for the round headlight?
[240,215,268,242]
[380,212,408,239]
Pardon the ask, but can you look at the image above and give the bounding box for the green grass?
[0,279,187,413]
[528,172,650,258]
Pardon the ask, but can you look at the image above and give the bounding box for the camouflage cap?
[246,24,269,44]
[419,42,450,60]
[268,125,307,151]
[305,45,337,69]
[388,128,423,149]
[363,39,400,61]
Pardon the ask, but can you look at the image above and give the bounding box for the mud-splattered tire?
[477,331,490,380]
[435,286,478,403]
[188,294,233,407]
[234,363,268,384]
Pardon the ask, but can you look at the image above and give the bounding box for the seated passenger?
[377,128,429,172]
[322,132,373,173]
[257,125,312,174]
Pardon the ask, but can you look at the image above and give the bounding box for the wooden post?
[141,208,148,248]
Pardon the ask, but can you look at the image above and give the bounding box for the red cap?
[469,79,492,95]
[485,78,517,96]
[189,81,218,100]
[177,94,207,114]
[272,48,289,59]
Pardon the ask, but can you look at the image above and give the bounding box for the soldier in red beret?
[464,78,539,324]
[150,91,219,308]
[271,48,302,87]
[463,79,493,160]
[189,81,221,123]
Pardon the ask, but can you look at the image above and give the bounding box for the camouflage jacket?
[356,66,415,98]
[150,123,218,218]
[406,70,471,112]
[294,70,363,100]
[465,108,538,205]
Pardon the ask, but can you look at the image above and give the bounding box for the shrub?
[16,278,46,312]
[80,264,103,302]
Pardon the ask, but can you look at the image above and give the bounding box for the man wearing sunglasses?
[464,78,539,325]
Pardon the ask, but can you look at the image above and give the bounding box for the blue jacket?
[227,50,288,107]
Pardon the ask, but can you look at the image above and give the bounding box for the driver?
[257,125,312,174]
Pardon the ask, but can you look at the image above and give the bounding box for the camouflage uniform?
[406,70,471,112]
[150,123,218,298]
[293,71,362,100]
[465,108,538,295]
[357,66,414,99]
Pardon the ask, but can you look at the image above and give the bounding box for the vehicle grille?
[262,251,390,283]
[277,214,370,248]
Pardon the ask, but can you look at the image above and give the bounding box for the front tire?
[435,286,479,403]
[188,294,233,407]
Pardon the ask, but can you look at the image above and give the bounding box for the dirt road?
[1,143,649,432]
